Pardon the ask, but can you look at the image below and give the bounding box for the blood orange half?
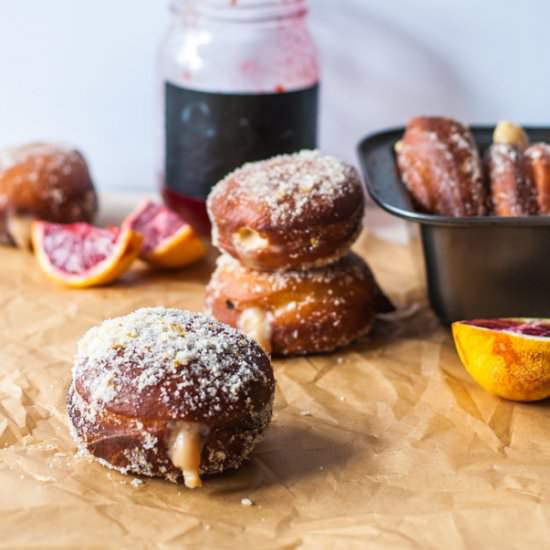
[123,200,206,269]
[31,221,143,288]
[452,318,550,401]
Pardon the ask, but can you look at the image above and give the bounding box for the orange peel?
[123,200,206,269]
[31,221,143,289]
[452,318,550,402]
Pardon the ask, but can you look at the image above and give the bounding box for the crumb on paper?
[241,497,255,507]
[300,410,312,417]
[75,448,89,459]
[35,475,56,483]
[131,478,144,488]
[204,524,211,531]
[337,357,343,364]
[339,396,346,401]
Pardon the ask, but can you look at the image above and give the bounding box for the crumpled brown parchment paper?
[1,217,550,550]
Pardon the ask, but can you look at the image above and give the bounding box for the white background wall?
[0,0,548,192]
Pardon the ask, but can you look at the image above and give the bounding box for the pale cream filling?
[233,227,270,253]
[7,214,33,249]
[238,307,273,354]
[168,421,208,489]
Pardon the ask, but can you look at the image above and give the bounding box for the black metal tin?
[357,126,550,325]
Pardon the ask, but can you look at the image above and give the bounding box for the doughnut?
[0,143,97,248]
[67,308,275,488]
[205,252,391,355]
[524,143,550,214]
[485,144,538,216]
[396,116,487,216]
[207,150,365,271]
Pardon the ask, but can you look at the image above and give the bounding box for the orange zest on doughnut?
[123,200,206,269]
[31,221,143,288]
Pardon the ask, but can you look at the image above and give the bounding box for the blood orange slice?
[452,318,550,401]
[123,200,206,269]
[31,221,143,288]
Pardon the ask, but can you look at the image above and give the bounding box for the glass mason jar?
[158,0,320,234]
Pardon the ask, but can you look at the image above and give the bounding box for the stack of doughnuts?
[396,116,550,217]
[206,150,392,356]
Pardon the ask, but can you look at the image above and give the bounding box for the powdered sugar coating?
[525,143,550,214]
[207,150,364,271]
[486,143,538,216]
[0,143,77,172]
[397,117,487,217]
[0,144,86,208]
[210,252,372,293]
[489,144,520,174]
[72,307,273,422]
[525,143,550,162]
[205,253,378,355]
[208,150,362,226]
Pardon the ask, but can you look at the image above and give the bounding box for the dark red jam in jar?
[158,0,320,235]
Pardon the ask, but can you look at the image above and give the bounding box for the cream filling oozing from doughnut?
[7,214,33,249]
[233,227,270,253]
[238,307,273,354]
[168,421,208,489]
